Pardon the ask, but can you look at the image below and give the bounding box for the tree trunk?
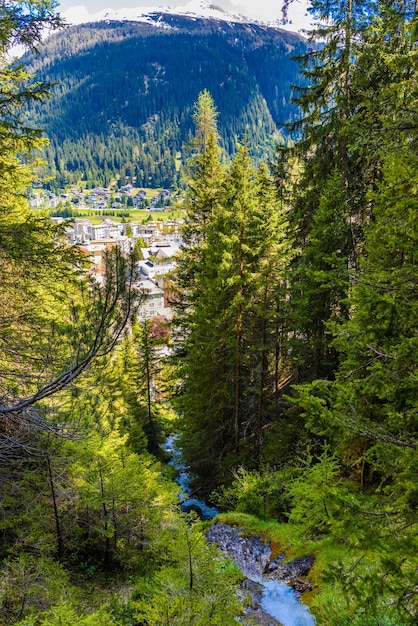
[46,451,63,558]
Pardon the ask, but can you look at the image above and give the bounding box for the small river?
[163,435,316,626]
[163,434,220,519]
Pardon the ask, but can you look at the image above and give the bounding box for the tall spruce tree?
[176,95,292,490]
[274,0,416,458]
[174,92,228,489]
[282,0,417,468]
[291,149,418,626]
[278,0,400,389]
[245,163,294,461]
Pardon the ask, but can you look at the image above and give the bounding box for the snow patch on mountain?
[62,1,280,27]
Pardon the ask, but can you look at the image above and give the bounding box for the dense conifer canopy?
[0,2,416,625]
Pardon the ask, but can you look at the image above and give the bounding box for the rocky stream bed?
[164,436,316,625]
[206,522,316,626]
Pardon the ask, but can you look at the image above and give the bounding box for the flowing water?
[163,435,220,519]
[163,434,316,626]
[259,579,315,626]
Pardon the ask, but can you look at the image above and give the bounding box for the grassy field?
[58,208,185,224]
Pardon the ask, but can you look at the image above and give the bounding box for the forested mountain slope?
[23,13,306,188]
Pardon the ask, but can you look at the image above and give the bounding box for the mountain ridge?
[62,0,290,29]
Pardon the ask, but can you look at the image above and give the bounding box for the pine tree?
[331,149,418,482]
[280,0,382,388]
[126,320,164,453]
[173,91,227,488]
[214,144,292,464]
[290,148,418,626]
[288,169,352,381]
[283,0,418,476]
[179,89,225,282]
[132,519,243,625]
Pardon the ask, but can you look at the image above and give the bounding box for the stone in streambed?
[206,522,272,579]
[265,555,315,597]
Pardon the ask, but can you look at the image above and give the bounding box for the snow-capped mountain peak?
[62,1,276,27]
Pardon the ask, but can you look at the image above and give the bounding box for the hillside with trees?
[173,2,417,623]
[0,1,417,626]
[22,14,306,190]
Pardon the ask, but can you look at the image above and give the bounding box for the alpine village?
[0,1,416,625]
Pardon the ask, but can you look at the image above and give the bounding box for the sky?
[57,0,314,32]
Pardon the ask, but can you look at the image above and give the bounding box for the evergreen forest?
[0,2,417,626]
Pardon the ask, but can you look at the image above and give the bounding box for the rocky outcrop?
[238,579,282,626]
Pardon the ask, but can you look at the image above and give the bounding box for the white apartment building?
[137,279,165,321]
